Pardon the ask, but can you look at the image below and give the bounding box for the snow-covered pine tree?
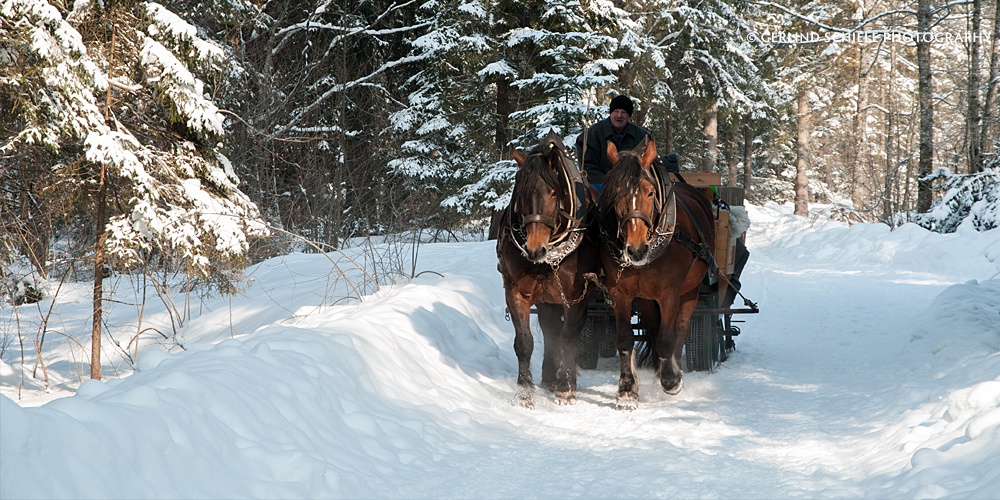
[2,0,268,284]
[390,0,622,215]
[1,0,269,376]
[916,143,1000,232]
[634,0,777,173]
[386,0,501,221]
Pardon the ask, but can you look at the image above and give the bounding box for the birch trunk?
[703,103,718,172]
[967,0,983,173]
[795,92,810,216]
[916,0,935,214]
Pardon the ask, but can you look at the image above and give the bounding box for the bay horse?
[598,138,716,410]
[497,131,600,407]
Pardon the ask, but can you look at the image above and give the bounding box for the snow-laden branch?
[272,0,426,57]
[1,0,107,152]
[139,35,225,138]
[145,2,226,67]
[270,53,430,139]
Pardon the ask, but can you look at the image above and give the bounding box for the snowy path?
[388,204,998,499]
[394,242,950,498]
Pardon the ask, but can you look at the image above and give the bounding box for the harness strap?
[620,210,653,235]
[521,213,557,229]
[673,195,719,277]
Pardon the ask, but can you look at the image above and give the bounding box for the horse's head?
[602,138,661,264]
[509,140,570,263]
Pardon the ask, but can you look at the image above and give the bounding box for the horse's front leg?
[507,290,535,408]
[612,294,639,410]
[657,290,698,395]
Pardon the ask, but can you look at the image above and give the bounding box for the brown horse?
[497,132,600,407]
[598,138,716,410]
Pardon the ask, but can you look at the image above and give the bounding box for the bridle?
[616,167,663,241]
[603,154,678,268]
[504,135,589,265]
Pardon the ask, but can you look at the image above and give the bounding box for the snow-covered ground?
[2,202,999,499]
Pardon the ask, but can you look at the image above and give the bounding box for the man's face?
[610,108,630,132]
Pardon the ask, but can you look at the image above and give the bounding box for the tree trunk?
[967,0,983,173]
[980,0,1000,159]
[742,124,753,194]
[794,92,810,216]
[703,103,718,171]
[664,115,675,154]
[883,83,896,224]
[327,50,350,250]
[726,124,743,186]
[91,162,107,380]
[850,23,869,207]
[91,18,118,380]
[916,0,935,214]
[495,78,513,159]
[726,155,738,187]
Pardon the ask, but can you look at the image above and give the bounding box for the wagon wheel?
[579,315,600,369]
[685,297,721,372]
[597,314,617,358]
[685,314,711,372]
[579,309,617,369]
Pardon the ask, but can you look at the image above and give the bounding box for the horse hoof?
[661,377,683,395]
[615,393,638,411]
[515,386,535,408]
[554,392,576,405]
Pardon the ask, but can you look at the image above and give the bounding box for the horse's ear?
[606,141,620,166]
[511,146,527,167]
[543,129,562,150]
[633,136,649,154]
[640,139,657,169]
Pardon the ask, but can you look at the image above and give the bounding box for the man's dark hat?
[609,95,634,116]
[664,152,679,172]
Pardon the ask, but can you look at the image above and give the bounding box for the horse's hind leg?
[553,301,588,404]
[613,297,640,410]
[658,289,699,395]
[535,303,562,392]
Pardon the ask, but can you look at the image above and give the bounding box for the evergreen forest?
[3,0,999,303]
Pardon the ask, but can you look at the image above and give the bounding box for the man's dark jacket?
[575,118,651,186]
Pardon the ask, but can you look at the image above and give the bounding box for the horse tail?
[634,299,661,368]
[636,336,657,368]
[631,348,640,387]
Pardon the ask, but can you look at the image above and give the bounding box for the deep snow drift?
[2,202,999,499]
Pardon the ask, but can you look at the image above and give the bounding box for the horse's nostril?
[627,244,647,260]
[528,246,547,261]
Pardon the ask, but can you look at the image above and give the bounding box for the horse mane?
[600,151,650,214]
